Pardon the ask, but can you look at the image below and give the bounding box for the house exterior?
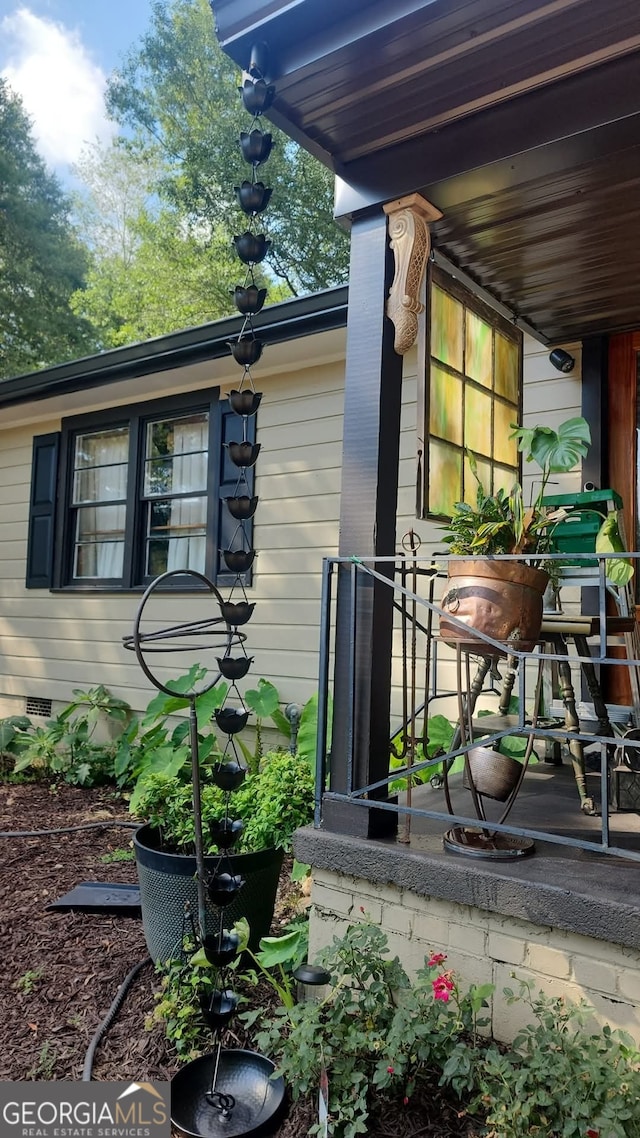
[2,0,639,1044]
[211,0,640,1042]
[0,293,576,720]
[0,289,347,717]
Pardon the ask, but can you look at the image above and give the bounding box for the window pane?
[464,386,492,457]
[463,455,492,505]
[145,496,207,575]
[73,428,129,504]
[429,441,462,516]
[73,504,126,579]
[144,413,208,496]
[430,366,462,443]
[493,465,519,496]
[495,333,519,401]
[493,400,519,466]
[465,311,492,387]
[431,285,463,371]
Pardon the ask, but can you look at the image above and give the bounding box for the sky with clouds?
[0,1,154,178]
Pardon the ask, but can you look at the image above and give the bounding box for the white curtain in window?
[165,418,208,573]
[74,429,128,579]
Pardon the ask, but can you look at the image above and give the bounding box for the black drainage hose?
[82,956,152,1081]
[0,821,139,838]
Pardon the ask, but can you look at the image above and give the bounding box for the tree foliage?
[0,78,95,378]
[105,0,349,296]
[70,139,266,347]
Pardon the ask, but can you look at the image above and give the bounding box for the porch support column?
[323,206,404,839]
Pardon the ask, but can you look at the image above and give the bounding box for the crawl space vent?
[25,696,53,718]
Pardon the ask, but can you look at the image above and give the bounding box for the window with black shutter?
[25,390,254,591]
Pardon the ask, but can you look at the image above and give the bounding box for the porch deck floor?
[406,759,640,858]
[296,757,640,951]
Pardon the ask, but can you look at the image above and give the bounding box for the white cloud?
[0,6,113,170]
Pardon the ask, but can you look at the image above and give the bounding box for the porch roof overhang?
[214,0,640,343]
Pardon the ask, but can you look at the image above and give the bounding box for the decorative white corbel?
[383,194,443,356]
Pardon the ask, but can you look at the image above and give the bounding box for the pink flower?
[586,1131,599,1138]
[427,952,447,967]
[432,972,455,1002]
[359,905,365,913]
[403,1096,409,1106]
[434,985,451,1002]
[387,1066,394,1074]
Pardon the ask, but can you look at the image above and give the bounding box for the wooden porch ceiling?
[214,0,640,343]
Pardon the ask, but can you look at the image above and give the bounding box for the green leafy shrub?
[1,686,130,786]
[251,922,489,1137]
[478,977,640,1138]
[132,747,314,854]
[147,941,215,1061]
[249,921,640,1138]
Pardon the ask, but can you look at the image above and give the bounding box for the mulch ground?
[0,782,482,1136]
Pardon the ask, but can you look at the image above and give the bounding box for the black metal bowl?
[200,989,239,1029]
[207,872,245,907]
[219,601,255,627]
[217,655,253,680]
[228,338,263,367]
[239,77,276,115]
[233,232,270,265]
[225,495,259,520]
[171,1049,286,1138]
[215,708,250,735]
[202,930,241,967]
[239,129,273,167]
[229,390,262,417]
[235,181,272,215]
[233,285,268,315]
[227,442,261,468]
[223,550,256,574]
[211,761,246,792]
[208,817,244,851]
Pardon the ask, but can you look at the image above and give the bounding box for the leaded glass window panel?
[421,267,522,518]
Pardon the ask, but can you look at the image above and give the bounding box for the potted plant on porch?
[438,416,593,653]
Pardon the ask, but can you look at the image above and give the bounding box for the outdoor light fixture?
[292,963,332,1003]
[549,348,575,373]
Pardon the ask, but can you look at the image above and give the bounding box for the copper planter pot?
[463,746,522,801]
[439,559,549,655]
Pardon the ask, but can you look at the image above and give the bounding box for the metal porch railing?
[314,550,640,864]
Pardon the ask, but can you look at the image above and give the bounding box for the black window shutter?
[26,432,60,589]
[217,400,256,586]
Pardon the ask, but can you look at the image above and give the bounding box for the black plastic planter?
[134,827,284,960]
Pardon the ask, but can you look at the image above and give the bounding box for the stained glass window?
[421,269,522,518]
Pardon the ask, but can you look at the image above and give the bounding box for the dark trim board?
[0,287,348,410]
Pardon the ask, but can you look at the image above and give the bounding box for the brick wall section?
[309,868,640,1044]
